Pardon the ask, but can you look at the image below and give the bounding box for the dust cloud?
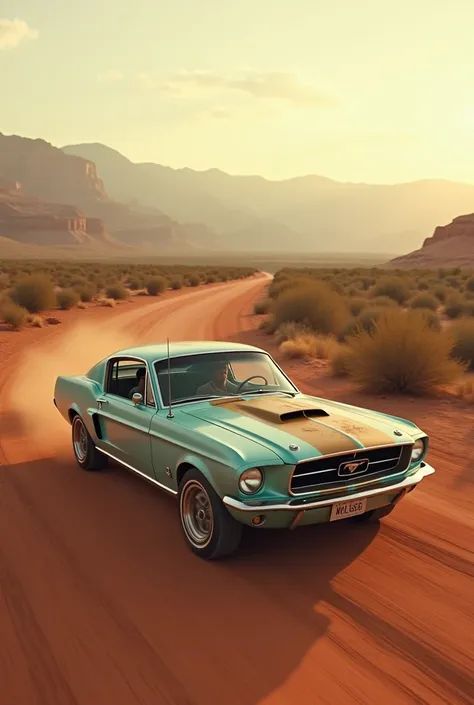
[5,320,136,456]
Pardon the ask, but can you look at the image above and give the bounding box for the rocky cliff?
[0,133,216,251]
[387,213,474,268]
[0,183,125,248]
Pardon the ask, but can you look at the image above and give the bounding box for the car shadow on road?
[2,456,380,705]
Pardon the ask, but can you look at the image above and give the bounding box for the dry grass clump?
[343,308,465,394]
[98,297,116,307]
[280,334,339,360]
[274,321,310,344]
[444,293,466,319]
[272,280,348,336]
[11,274,56,313]
[330,345,354,377]
[456,375,474,403]
[1,299,28,330]
[26,313,45,327]
[450,319,474,370]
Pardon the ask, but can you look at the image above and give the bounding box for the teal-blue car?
[53,341,435,560]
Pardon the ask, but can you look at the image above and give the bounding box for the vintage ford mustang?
[54,341,435,559]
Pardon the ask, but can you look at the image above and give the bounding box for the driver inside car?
[196,361,240,397]
[129,367,146,399]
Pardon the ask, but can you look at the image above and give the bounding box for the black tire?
[178,468,243,560]
[354,504,396,523]
[71,414,108,471]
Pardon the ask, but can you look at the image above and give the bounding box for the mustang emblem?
[338,458,369,477]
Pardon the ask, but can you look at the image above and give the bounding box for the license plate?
[330,497,367,521]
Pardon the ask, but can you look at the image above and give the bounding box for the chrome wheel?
[73,417,88,463]
[180,480,214,548]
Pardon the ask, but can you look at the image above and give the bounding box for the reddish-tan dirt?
[0,275,473,705]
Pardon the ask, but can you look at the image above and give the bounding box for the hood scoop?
[210,396,330,424]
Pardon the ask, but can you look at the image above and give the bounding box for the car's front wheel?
[178,468,243,560]
[71,414,108,471]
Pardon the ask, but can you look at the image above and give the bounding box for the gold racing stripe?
[208,397,360,454]
[210,395,395,453]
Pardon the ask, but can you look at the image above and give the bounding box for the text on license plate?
[330,497,367,521]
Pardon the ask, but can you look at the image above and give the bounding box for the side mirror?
[132,392,143,405]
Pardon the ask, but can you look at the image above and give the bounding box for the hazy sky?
[2,0,474,183]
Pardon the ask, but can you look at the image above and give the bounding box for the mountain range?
[1,131,474,260]
[61,142,474,255]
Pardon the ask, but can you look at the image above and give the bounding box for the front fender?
[175,452,237,498]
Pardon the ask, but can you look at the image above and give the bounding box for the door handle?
[97,398,108,405]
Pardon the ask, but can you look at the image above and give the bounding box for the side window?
[106,358,147,400]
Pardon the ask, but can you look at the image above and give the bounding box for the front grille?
[290,444,413,495]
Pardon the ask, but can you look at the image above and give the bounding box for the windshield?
[154,351,297,406]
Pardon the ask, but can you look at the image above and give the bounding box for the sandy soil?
[0,275,473,705]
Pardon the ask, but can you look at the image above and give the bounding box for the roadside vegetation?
[254,266,474,396]
[0,260,256,330]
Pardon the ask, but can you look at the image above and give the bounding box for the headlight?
[239,468,263,494]
[411,439,425,462]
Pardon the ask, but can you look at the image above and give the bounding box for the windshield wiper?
[243,389,297,397]
[173,394,236,405]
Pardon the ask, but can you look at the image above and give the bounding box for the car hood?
[182,394,418,465]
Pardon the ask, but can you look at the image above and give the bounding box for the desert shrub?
[253,298,271,315]
[370,295,398,308]
[1,299,28,330]
[272,280,348,336]
[347,297,368,317]
[415,308,441,331]
[330,345,354,377]
[343,308,464,394]
[450,319,474,370]
[409,293,438,311]
[372,276,410,304]
[170,278,182,290]
[11,274,56,313]
[57,288,80,310]
[146,276,167,296]
[463,301,474,317]
[444,293,465,319]
[259,315,277,333]
[205,275,216,284]
[432,286,447,302]
[340,307,384,339]
[128,277,142,291]
[105,283,128,300]
[466,277,474,293]
[76,285,96,302]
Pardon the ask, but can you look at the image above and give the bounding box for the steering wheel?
[237,375,268,392]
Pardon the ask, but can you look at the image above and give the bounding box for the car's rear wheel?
[178,468,243,560]
[71,414,107,471]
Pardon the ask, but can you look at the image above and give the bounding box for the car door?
[95,356,156,478]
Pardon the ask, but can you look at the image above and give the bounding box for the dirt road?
[0,276,473,705]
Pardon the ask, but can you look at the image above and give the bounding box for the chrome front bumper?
[223,461,435,513]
